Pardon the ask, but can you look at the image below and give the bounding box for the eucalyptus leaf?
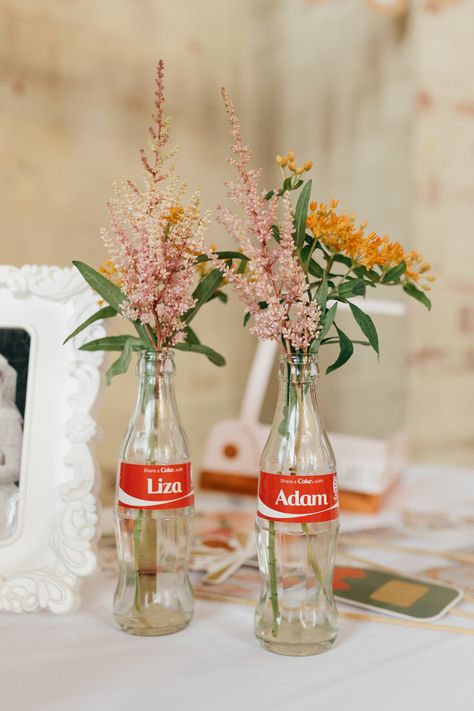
[210,290,228,304]
[72,261,125,311]
[326,325,354,374]
[195,251,248,264]
[349,302,379,354]
[321,337,370,346]
[184,326,200,345]
[184,268,224,324]
[294,180,312,253]
[72,261,152,349]
[79,335,143,352]
[133,319,155,349]
[237,258,247,275]
[278,378,296,437]
[63,305,116,345]
[174,341,225,366]
[105,338,133,385]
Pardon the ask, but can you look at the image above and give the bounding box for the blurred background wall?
[0,0,472,503]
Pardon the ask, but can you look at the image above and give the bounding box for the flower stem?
[133,355,161,614]
[268,520,280,637]
[133,508,144,611]
[293,368,330,599]
[301,522,327,593]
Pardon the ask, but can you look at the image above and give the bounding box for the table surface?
[2,465,473,711]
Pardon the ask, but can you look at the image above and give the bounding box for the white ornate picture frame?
[0,266,104,613]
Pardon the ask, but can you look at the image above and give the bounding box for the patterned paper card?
[334,566,463,621]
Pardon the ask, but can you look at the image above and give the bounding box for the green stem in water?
[294,372,331,601]
[133,508,144,611]
[133,355,161,614]
[301,522,328,594]
[268,520,280,637]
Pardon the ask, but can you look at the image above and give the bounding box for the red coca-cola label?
[257,471,339,523]
[118,462,194,510]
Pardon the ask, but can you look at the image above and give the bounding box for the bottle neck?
[274,354,322,426]
[121,349,190,464]
[269,353,328,473]
[131,349,180,428]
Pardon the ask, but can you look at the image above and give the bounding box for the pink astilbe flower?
[214,89,320,352]
[101,61,210,349]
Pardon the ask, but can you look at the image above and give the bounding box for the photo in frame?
[0,265,104,613]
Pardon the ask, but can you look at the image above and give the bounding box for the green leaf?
[292,179,304,190]
[243,312,251,327]
[332,253,352,268]
[132,320,154,349]
[301,244,324,278]
[63,305,116,345]
[278,379,296,437]
[316,273,328,311]
[322,338,370,346]
[79,335,143,352]
[311,303,338,354]
[309,339,320,354]
[72,261,152,349]
[184,268,224,324]
[72,261,125,311]
[294,180,312,253]
[283,177,292,191]
[353,265,380,281]
[265,190,274,200]
[337,279,366,298]
[326,325,354,374]
[349,302,379,354]
[174,342,225,366]
[308,259,324,279]
[184,326,200,345]
[209,290,228,304]
[105,338,133,385]
[320,303,337,340]
[195,251,248,264]
[272,225,280,242]
[237,258,248,275]
[403,281,432,310]
[381,261,406,284]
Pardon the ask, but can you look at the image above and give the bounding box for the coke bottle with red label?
[113,349,194,635]
[255,352,339,655]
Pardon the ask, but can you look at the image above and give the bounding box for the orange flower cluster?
[165,205,185,224]
[306,201,434,288]
[99,259,123,287]
[276,151,313,176]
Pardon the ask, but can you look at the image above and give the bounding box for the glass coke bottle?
[113,349,194,636]
[255,352,339,655]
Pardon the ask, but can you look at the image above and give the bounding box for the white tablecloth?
[1,466,473,711]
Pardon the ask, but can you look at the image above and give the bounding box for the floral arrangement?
[65,62,243,382]
[214,90,434,645]
[213,89,434,370]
